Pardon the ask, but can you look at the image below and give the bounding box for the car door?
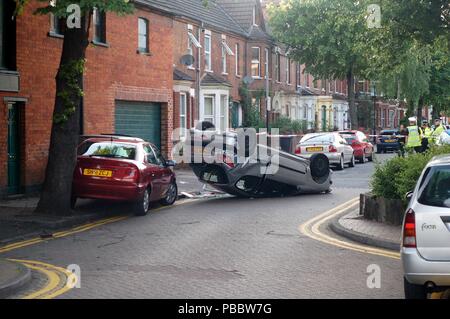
[150,144,172,198]
[143,144,164,200]
[338,135,352,162]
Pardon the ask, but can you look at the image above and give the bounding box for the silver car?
[402,155,450,299]
[295,133,355,170]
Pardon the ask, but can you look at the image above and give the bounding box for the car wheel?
[135,188,150,216]
[70,196,77,210]
[404,277,428,299]
[336,155,345,170]
[160,181,178,206]
[359,152,366,164]
[349,154,355,167]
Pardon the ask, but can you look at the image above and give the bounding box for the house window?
[222,46,227,74]
[321,79,326,91]
[204,95,215,124]
[264,48,269,78]
[235,43,240,76]
[204,33,212,71]
[296,64,301,87]
[219,95,228,131]
[138,18,149,53]
[252,5,257,26]
[303,104,308,119]
[0,0,15,70]
[187,26,201,68]
[275,52,281,82]
[286,58,291,84]
[251,47,260,78]
[313,79,317,89]
[93,8,106,44]
[49,0,65,36]
[305,72,310,87]
[180,93,187,136]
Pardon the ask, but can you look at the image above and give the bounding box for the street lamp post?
[371,83,377,144]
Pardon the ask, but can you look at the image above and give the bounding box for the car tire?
[160,181,178,206]
[349,154,355,167]
[404,277,428,299]
[336,155,345,170]
[135,188,150,216]
[70,196,77,210]
[359,153,365,164]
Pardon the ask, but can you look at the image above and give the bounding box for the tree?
[14,0,133,215]
[267,0,374,129]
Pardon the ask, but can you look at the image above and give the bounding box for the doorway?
[7,102,21,194]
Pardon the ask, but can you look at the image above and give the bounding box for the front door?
[321,106,327,132]
[231,102,239,128]
[7,103,20,194]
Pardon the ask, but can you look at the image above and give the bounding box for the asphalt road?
[3,153,403,298]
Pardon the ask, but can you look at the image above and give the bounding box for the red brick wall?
[0,2,174,191]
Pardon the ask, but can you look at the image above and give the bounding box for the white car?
[402,155,450,299]
[295,132,355,170]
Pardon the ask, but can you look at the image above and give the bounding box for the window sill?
[205,70,214,73]
[222,72,229,76]
[187,66,196,70]
[48,31,64,39]
[92,40,110,48]
[252,76,262,80]
[137,49,152,56]
[235,74,241,78]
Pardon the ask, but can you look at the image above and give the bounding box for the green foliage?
[271,116,308,134]
[238,82,265,129]
[371,145,450,202]
[54,59,85,124]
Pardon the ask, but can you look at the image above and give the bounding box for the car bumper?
[300,153,342,165]
[72,180,145,201]
[377,143,400,150]
[402,247,450,286]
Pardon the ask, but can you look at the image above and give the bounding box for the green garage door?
[115,101,161,147]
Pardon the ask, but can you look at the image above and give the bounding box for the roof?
[137,0,247,37]
[201,73,232,87]
[173,69,194,82]
[428,155,450,166]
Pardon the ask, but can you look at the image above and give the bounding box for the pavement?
[330,208,402,251]
[0,153,407,299]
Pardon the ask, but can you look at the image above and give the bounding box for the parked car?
[402,155,450,299]
[376,129,401,153]
[73,136,177,216]
[295,133,355,170]
[187,123,333,198]
[339,130,374,163]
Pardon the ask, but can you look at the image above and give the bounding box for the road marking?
[0,198,197,254]
[299,197,401,260]
[8,259,73,299]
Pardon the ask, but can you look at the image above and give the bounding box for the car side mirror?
[165,160,176,167]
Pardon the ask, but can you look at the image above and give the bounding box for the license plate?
[83,169,112,177]
[384,139,396,143]
[306,147,323,152]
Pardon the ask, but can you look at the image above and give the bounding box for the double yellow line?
[299,197,401,260]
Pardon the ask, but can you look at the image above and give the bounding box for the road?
[2,154,403,298]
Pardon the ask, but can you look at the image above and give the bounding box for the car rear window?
[83,142,137,160]
[418,166,450,208]
[380,130,399,136]
[302,134,334,143]
[341,134,356,143]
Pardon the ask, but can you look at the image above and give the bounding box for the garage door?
[115,101,161,147]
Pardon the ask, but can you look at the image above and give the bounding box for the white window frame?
[180,93,187,137]
[221,35,234,75]
[275,52,281,82]
[200,89,230,132]
[138,17,149,53]
[203,95,215,124]
[204,31,212,72]
[251,47,261,78]
[286,57,291,84]
[235,43,240,76]
[265,48,269,79]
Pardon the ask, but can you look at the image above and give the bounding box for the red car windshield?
[83,142,137,160]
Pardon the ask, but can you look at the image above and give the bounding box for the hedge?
[371,145,450,202]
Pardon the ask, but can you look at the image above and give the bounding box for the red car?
[339,130,374,163]
[72,136,177,216]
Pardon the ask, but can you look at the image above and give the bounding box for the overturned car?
[177,122,332,198]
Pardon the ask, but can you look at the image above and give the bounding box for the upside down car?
[183,122,333,198]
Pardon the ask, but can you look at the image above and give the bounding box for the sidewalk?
[330,209,402,251]
[0,259,31,298]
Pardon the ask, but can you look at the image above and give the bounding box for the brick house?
[0,0,174,196]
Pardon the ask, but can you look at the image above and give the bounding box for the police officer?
[431,118,445,145]
[406,117,423,153]
[421,121,432,152]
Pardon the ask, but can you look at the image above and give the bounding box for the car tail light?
[329,145,338,153]
[295,146,301,155]
[403,209,416,248]
[124,167,139,182]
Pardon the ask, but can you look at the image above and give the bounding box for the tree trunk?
[35,14,90,215]
[346,70,357,129]
[417,96,424,124]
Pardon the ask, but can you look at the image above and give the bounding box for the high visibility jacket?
[407,126,422,148]
[432,125,445,143]
[424,127,433,139]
